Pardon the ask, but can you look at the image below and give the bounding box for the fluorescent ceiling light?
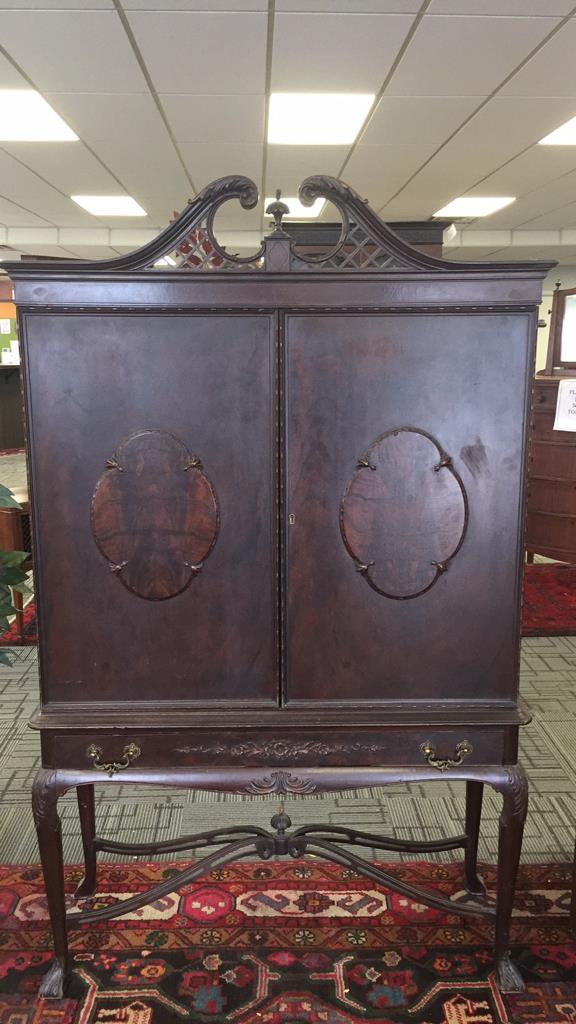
[268,93,374,145]
[539,115,576,145]
[0,90,77,141]
[433,196,516,218]
[71,196,147,217]
[264,195,325,219]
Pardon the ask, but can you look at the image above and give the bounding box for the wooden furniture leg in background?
[75,784,97,899]
[465,780,486,898]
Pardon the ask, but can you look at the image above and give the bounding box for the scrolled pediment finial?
[265,188,290,236]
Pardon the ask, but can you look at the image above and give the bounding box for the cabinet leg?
[464,780,486,897]
[493,767,528,994]
[75,784,97,898]
[32,769,69,998]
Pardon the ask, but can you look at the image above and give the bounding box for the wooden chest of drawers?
[527,373,576,561]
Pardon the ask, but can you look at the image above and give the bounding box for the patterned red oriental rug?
[3,563,576,646]
[522,563,576,637]
[0,859,573,1023]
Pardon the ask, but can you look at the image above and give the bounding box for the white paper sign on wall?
[553,378,576,432]
[0,319,10,335]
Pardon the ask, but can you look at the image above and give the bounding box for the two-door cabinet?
[4,176,554,998]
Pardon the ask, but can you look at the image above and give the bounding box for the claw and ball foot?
[39,958,66,999]
[496,952,525,994]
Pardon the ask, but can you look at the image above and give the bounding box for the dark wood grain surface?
[91,429,219,601]
[285,313,533,705]
[23,313,278,706]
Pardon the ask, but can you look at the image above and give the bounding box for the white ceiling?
[0,0,576,265]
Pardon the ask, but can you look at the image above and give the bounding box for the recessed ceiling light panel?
[0,90,77,141]
[539,115,576,145]
[433,196,516,218]
[71,196,147,217]
[264,196,325,219]
[268,93,374,145]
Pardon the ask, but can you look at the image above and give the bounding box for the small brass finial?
[265,189,290,235]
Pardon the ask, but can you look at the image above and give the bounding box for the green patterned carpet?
[0,640,574,865]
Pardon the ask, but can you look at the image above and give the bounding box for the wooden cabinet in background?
[526,276,576,563]
[527,374,576,562]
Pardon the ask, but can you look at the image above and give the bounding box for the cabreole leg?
[32,769,69,999]
[493,766,528,994]
[75,784,97,898]
[465,780,486,898]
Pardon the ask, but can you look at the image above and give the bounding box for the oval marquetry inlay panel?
[91,430,219,601]
[340,427,468,600]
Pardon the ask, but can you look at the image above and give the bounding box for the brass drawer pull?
[86,742,141,777]
[420,740,473,772]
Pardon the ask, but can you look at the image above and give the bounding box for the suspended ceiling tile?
[477,147,576,196]
[471,183,576,229]
[390,137,534,202]
[162,94,265,144]
[265,145,348,193]
[0,50,28,87]
[0,151,101,225]
[444,246,510,259]
[478,244,569,259]
[180,142,263,192]
[89,135,191,200]
[388,14,560,96]
[450,97,576,155]
[0,197,52,227]
[45,93,168,145]
[517,200,576,231]
[64,246,125,259]
[379,195,445,219]
[0,0,113,7]
[122,0,267,7]
[271,13,414,92]
[500,20,576,96]
[429,0,575,12]
[125,12,267,94]
[0,11,147,91]
[277,0,422,9]
[362,96,482,146]
[16,243,77,257]
[344,143,439,207]
[0,142,122,194]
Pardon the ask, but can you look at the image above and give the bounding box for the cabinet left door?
[23,312,279,709]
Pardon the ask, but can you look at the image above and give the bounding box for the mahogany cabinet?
[4,176,554,998]
[527,373,576,562]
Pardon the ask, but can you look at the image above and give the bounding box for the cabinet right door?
[284,312,533,708]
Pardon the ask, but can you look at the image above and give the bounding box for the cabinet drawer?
[532,382,559,413]
[527,477,576,515]
[41,726,513,771]
[526,510,576,552]
[529,440,576,479]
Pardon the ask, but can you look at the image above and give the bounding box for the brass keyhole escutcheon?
[288,513,296,525]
